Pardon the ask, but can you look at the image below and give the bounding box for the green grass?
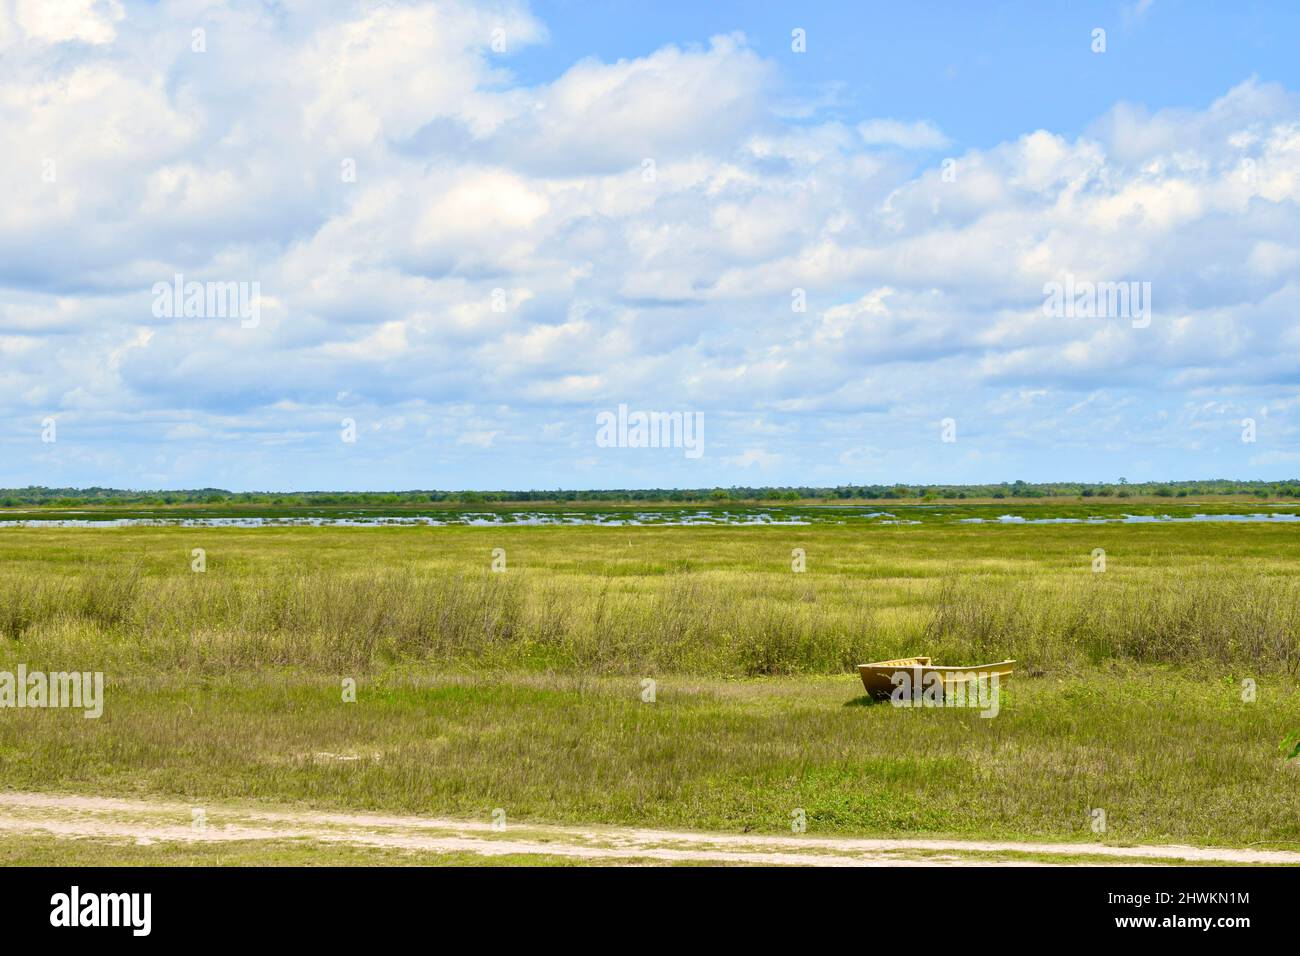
[1,520,1298,675]
[1,514,1298,854]
[1,669,1298,847]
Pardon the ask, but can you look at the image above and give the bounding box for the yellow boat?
[857,656,1016,701]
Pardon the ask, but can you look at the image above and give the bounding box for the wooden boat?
[857,656,1016,701]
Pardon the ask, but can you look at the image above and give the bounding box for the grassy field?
[1,505,1298,857]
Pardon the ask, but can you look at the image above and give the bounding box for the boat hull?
[857,657,1015,701]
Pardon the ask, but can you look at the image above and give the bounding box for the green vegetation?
[2,478,1299,509]
[1,671,1298,848]
[1,497,1297,529]
[1,512,1298,857]
[2,520,1298,675]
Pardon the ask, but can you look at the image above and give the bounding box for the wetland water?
[1,509,1298,528]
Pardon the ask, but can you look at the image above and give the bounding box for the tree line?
[2,479,1299,507]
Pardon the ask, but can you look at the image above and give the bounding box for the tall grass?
[2,562,1296,676]
[923,572,1300,676]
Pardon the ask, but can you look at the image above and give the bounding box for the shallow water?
[958,513,1300,525]
[0,510,816,528]
[0,508,1296,528]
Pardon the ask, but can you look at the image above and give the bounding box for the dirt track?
[1,792,1296,866]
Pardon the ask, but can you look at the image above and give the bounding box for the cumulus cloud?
[6,0,124,46]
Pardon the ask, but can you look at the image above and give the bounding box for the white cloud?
[857,118,950,150]
[10,0,124,46]
[496,33,772,173]
[457,429,500,447]
[725,448,781,469]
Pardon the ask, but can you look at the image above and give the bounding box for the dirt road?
[1,792,1295,866]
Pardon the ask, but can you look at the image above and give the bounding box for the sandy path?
[0,791,1295,866]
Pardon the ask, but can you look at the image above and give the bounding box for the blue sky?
[516,1,1300,148]
[2,0,1298,491]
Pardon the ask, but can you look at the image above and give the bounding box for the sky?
[2,0,1299,492]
